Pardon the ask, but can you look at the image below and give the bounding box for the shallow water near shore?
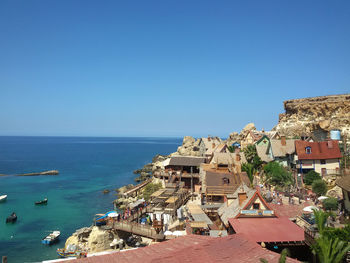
[0,136,181,263]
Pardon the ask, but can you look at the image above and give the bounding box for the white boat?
[42,231,61,245]
[0,195,7,202]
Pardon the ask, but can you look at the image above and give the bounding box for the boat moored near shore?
[0,195,7,202]
[42,231,60,245]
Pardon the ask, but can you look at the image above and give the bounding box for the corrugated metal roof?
[336,175,350,192]
[228,217,304,243]
[58,234,299,263]
[167,156,206,166]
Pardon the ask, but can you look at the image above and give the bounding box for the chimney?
[236,153,241,162]
[327,140,333,149]
[281,136,286,146]
[238,187,247,206]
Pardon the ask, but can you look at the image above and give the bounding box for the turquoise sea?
[0,136,181,263]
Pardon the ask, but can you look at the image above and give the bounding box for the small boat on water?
[0,195,7,202]
[42,230,60,245]
[6,212,17,223]
[35,198,48,205]
[57,244,86,258]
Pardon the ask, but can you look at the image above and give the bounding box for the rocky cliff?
[275,94,350,137]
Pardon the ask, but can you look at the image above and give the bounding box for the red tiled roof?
[62,234,299,263]
[295,140,342,160]
[228,217,304,243]
[269,202,312,219]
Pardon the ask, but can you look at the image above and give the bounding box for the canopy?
[108,212,119,218]
[303,206,319,212]
[172,231,185,236]
[318,196,328,201]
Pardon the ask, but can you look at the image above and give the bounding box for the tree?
[312,180,328,196]
[322,197,338,211]
[227,145,237,153]
[260,248,288,263]
[142,183,162,201]
[304,170,322,185]
[312,210,350,263]
[252,155,263,171]
[263,161,293,187]
[243,144,257,163]
[242,163,255,186]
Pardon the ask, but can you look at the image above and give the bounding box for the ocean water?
[0,136,181,263]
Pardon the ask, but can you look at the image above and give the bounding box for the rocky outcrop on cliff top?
[133,154,168,182]
[226,123,256,146]
[65,226,120,253]
[275,94,350,137]
[173,136,201,157]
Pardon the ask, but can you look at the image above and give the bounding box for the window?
[321,160,326,164]
[222,177,230,184]
[305,147,312,154]
[253,203,260,209]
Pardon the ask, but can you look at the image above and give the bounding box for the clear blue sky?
[1,0,349,137]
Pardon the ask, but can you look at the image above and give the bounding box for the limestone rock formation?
[175,136,201,157]
[226,123,256,146]
[275,94,350,138]
[65,226,122,253]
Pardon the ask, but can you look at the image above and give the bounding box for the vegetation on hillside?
[263,161,293,187]
[312,210,350,263]
[304,170,322,185]
[142,183,162,201]
[312,180,328,196]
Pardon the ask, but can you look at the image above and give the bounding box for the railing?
[122,179,152,197]
[154,171,200,178]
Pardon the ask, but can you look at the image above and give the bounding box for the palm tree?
[312,235,350,263]
[243,144,257,163]
[242,163,255,186]
[312,209,350,263]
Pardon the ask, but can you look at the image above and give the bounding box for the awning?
[151,189,165,197]
[128,199,145,209]
[190,221,208,228]
[166,196,178,203]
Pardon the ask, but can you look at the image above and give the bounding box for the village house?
[267,136,296,167]
[240,130,264,149]
[158,156,206,191]
[336,175,350,215]
[197,137,223,158]
[199,151,249,204]
[218,185,305,259]
[295,140,342,176]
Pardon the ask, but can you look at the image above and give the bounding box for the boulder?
[241,123,256,134]
[319,119,331,130]
[87,226,115,253]
[182,136,196,147]
[327,186,343,199]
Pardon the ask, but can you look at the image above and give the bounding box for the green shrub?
[142,183,162,201]
[263,161,293,187]
[322,197,338,211]
[304,170,322,185]
[312,180,327,196]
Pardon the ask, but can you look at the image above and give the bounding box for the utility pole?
[191,166,193,201]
